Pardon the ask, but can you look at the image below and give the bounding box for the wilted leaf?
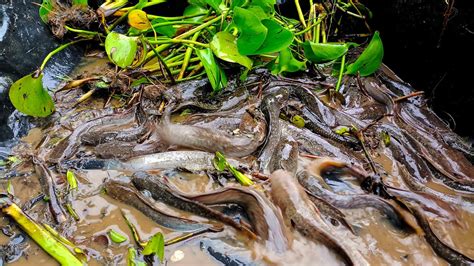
[210,32,252,69]
[105,32,138,68]
[303,41,348,63]
[345,31,384,76]
[196,48,227,92]
[128,10,151,30]
[9,72,55,117]
[234,7,268,55]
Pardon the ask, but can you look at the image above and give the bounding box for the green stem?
[145,38,175,83]
[147,38,209,48]
[120,0,166,10]
[147,12,209,21]
[336,54,346,92]
[40,40,85,71]
[156,15,221,51]
[295,0,307,28]
[149,20,203,28]
[178,31,201,79]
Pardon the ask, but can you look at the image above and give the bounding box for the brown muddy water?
[0,58,473,265]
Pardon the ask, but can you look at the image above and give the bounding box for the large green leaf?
[345,31,384,76]
[196,48,228,92]
[234,7,268,56]
[303,41,348,63]
[150,18,177,37]
[253,19,293,54]
[250,0,276,15]
[270,48,306,75]
[39,0,53,24]
[210,32,253,69]
[9,72,55,117]
[105,32,138,68]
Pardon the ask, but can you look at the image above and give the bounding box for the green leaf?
[183,4,207,22]
[228,165,254,186]
[334,126,351,136]
[72,0,88,5]
[246,5,269,20]
[303,41,348,63]
[66,170,78,190]
[291,115,305,128]
[213,152,253,186]
[213,151,227,171]
[108,229,128,244]
[127,247,147,266]
[196,48,228,92]
[381,130,391,146]
[105,32,138,68]
[234,7,268,56]
[345,31,384,76]
[143,232,165,262]
[210,32,253,69]
[205,0,223,12]
[9,72,55,117]
[253,19,294,54]
[250,0,276,15]
[231,0,246,9]
[39,0,53,24]
[270,48,306,75]
[149,18,177,37]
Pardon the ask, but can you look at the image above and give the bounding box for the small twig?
[251,172,269,181]
[393,91,424,102]
[300,153,322,159]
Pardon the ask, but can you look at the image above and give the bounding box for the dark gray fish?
[258,88,288,174]
[104,180,218,232]
[62,151,252,173]
[405,203,474,265]
[48,110,136,162]
[131,172,256,238]
[298,171,407,230]
[34,158,67,224]
[270,170,356,265]
[186,186,292,252]
[269,134,299,175]
[157,107,266,157]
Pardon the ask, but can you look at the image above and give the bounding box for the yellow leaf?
[128,10,151,30]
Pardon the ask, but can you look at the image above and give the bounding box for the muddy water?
[1,58,474,265]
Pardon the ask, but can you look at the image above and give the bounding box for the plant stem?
[147,12,209,21]
[336,54,346,92]
[40,40,85,71]
[147,38,209,48]
[295,0,307,28]
[178,31,200,79]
